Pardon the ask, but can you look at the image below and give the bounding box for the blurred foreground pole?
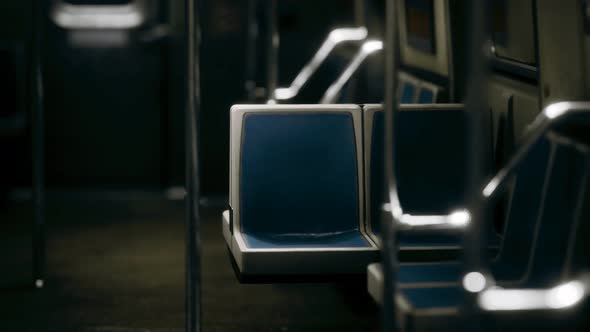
[31,0,46,289]
[185,0,202,331]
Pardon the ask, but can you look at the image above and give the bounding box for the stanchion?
[381,0,402,331]
[31,0,46,290]
[185,0,202,331]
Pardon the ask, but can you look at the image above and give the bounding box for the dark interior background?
[0,0,379,199]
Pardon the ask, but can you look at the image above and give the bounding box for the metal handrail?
[483,102,590,198]
[381,0,401,330]
[461,102,590,313]
[320,39,382,104]
[476,274,590,311]
[275,27,368,101]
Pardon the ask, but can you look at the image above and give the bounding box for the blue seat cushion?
[398,230,500,249]
[242,230,371,249]
[240,112,361,239]
[397,260,524,285]
[400,286,462,310]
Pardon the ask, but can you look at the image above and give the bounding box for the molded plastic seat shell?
[226,105,378,277]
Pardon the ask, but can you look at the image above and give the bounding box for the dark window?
[491,0,508,47]
[405,0,436,54]
[489,0,536,66]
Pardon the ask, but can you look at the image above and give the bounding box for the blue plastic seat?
[225,104,378,278]
[394,133,590,330]
[400,80,418,104]
[417,87,436,104]
[395,136,552,286]
[363,104,497,260]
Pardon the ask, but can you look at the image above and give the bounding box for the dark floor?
[0,195,378,332]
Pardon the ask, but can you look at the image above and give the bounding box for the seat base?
[224,211,379,277]
[222,210,231,246]
[368,262,463,304]
[368,265,460,331]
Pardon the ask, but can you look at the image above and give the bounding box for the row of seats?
[222,102,590,329]
[398,73,440,104]
[222,102,497,278]
[222,0,590,330]
[369,103,590,331]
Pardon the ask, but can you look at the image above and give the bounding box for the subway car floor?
[0,194,378,332]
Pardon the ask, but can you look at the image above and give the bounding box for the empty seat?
[363,104,497,261]
[399,74,419,103]
[417,86,436,104]
[368,136,552,302]
[398,73,441,104]
[384,109,590,331]
[223,104,378,278]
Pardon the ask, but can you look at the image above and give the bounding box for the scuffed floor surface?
[0,196,378,332]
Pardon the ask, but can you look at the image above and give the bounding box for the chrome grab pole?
[320,40,382,104]
[32,0,47,290]
[381,0,401,330]
[266,0,279,103]
[185,0,202,331]
[276,27,368,101]
[461,0,490,329]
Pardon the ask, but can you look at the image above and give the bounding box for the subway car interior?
[1,0,590,331]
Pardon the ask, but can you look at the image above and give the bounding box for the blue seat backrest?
[567,161,590,277]
[417,88,435,104]
[526,135,589,286]
[240,112,360,236]
[492,137,551,273]
[369,108,467,234]
[400,81,417,104]
[395,110,467,213]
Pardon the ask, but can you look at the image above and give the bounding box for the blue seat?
[394,137,552,286]
[394,132,590,331]
[225,104,378,278]
[363,104,495,260]
[417,87,436,104]
[400,80,418,104]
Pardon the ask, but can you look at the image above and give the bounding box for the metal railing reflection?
[320,39,381,104]
[274,27,368,101]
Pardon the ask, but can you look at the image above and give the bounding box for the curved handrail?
[51,0,148,29]
[483,102,590,198]
[320,39,382,104]
[463,102,590,312]
[470,274,590,311]
[274,27,368,101]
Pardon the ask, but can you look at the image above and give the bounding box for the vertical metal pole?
[354,0,366,31]
[382,0,402,331]
[463,0,489,279]
[245,0,259,101]
[266,0,278,102]
[463,0,489,328]
[32,0,46,289]
[185,0,202,331]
